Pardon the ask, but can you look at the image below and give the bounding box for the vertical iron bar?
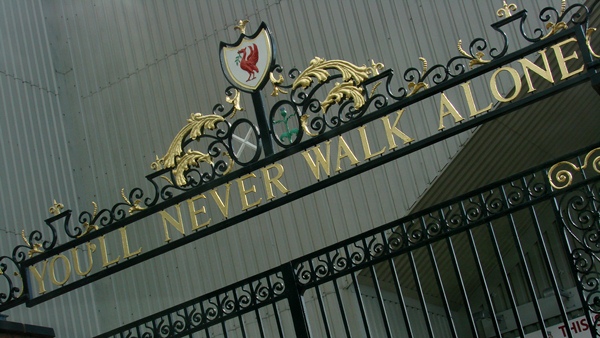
[505,210,547,337]
[198,301,210,337]
[271,302,285,338]
[254,308,266,337]
[528,202,574,338]
[445,235,479,337]
[575,23,594,62]
[485,220,525,336]
[313,283,333,338]
[332,275,354,338]
[281,263,311,338]
[232,289,247,338]
[386,257,416,338]
[221,318,229,338]
[251,91,274,157]
[466,228,502,336]
[426,243,458,338]
[349,270,372,338]
[408,250,436,338]
[368,264,393,338]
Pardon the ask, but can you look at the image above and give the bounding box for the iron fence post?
[251,91,275,157]
[281,262,310,338]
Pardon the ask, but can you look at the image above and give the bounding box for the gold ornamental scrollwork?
[121,188,146,214]
[292,57,383,113]
[548,147,600,189]
[321,81,365,113]
[269,72,288,97]
[407,57,429,97]
[541,0,568,40]
[20,230,44,257]
[457,40,490,68]
[586,28,600,58]
[78,201,99,238]
[151,113,225,170]
[225,89,244,118]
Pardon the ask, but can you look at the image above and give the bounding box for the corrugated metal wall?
[0,0,560,336]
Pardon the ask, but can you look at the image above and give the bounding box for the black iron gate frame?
[95,142,600,338]
[6,9,600,311]
[1,2,600,337]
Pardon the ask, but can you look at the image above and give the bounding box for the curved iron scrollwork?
[102,270,286,338]
[293,171,548,287]
[557,181,600,334]
[548,147,600,189]
[266,0,600,145]
[0,256,23,307]
[268,59,386,145]
[3,0,600,312]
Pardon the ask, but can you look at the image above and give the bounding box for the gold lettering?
[490,66,522,102]
[357,125,386,160]
[380,109,413,149]
[159,204,185,243]
[460,81,493,117]
[517,49,555,92]
[237,173,262,211]
[29,261,48,295]
[71,242,96,277]
[49,254,71,286]
[438,92,464,130]
[301,140,332,180]
[551,37,585,80]
[98,235,120,267]
[187,195,211,231]
[120,227,142,259]
[209,183,232,218]
[336,136,359,172]
[260,163,290,201]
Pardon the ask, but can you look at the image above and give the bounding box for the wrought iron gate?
[95,143,600,338]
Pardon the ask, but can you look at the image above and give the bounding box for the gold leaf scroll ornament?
[541,0,568,40]
[152,113,226,186]
[121,188,146,214]
[457,40,490,68]
[548,147,600,189]
[21,230,43,257]
[292,57,383,113]
[407,57,429,97]
[586,28,600,58]
[78,201,99,238]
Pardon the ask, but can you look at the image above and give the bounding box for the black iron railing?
[96,143,600,338]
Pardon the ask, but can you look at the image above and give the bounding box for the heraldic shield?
[219,21,275,93]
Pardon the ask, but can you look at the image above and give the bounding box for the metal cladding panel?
[0,0,569,336]
[0,0,100,336]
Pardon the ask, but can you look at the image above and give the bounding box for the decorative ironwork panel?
[98,268,286,338]
[293,169,549,288]
[4,0,600,313]
[556,179,600,336]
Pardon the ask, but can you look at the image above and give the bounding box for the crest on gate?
[219,21,275,92]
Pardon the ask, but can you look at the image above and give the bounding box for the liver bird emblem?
[236,43,260,82]
[219,21,273,92]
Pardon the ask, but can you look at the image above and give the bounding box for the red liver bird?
[237,43,259,82]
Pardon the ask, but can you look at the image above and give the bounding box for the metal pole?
[251,91,275,157]
[281,262,310,338]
